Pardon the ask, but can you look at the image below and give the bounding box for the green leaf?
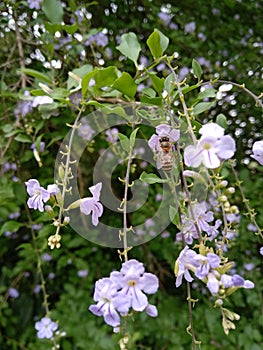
[118,132,130,152]
[216,113,228,129]
[164,73,175,95]
[42,0,64,23]
[169,205,180,227]
[130,127,139,149]
[147,72,164,95]
[146,29,169,59]
[193,102,215,116]
[67,64,93,90]
[192,59,202,81]
[94,66,118,89]
[38,102,59,119]
[112,72,137,98]
[63,23,78,35]
[198,88,216,100]
[0,221,24,235]
[116,32,141,67]
[140,95,163,106]
[19,68,52,84]
[14,134,32,143]
[139,172,168,184]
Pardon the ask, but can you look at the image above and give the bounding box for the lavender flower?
[221,274,254,289]
[31,142,45,153]
[80,182,103,226]
[260,247,263,256]
[25,179,50,212]
[174,246,198,287]
[251,140,263,165]
[110,259,159,312]
[35,317,58,339]
[176,202,222,244]
[8,288,19,298]
[77,269,88,278]
[207,271,220,294]
[184,21,196,34]
[89,278,130,327]
[105,128,119,143]
[194,253,221,279]
[78,118,95,141]
[85,32,109,47]
[184,123,236,169]
[158,12,173,26]
[89,259,159,327]
[14,91,33,118]
[148,124,180,152]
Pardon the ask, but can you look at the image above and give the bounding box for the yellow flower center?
[128,280,136,286]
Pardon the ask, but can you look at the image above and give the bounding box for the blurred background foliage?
[0,0,263,349]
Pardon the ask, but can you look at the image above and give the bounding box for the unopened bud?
[219,195,228,202]
[45,205,55,218]
[227,187,235,194]
[63,216,70,225]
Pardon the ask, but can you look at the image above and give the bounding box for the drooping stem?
[55,105,85,239]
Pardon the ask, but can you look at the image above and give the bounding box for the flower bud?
[63,216,70,225]
[45,205,55,218]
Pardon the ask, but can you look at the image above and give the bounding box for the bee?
[156,136,174,172]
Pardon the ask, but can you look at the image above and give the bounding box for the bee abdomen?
[162,162,172,171]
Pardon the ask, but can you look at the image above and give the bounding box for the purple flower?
[78,118,95,141]
[77,269,88,278]
[25,179,50,212]
[89,277,130,327]
[175,246,198,287]
[184,21,196,34]
[145,304,158,317]
[31,142,45,153]
[80,182,103,226]
[14,91,33,118]
[184,123,236,169]
[47,184,60,196]
[110,259,159,312]
[194,253,221,279]
[158,12,173,26]
[85,32,109,47]
[105,128,119,143]
[148,124,180,152]
[42,253,52,262]
[251,140,263,165]
[260,247,263,256]
[207,271,220,294]
[35,317,58,339]
[176,202,222,244]
[8,288,19,298]
[221,274,254,289]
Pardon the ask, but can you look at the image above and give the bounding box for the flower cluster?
[89,259,159,329]
[184,123,236,169]
[25,179,60,212]
[175,246,254,295]
[176,201,222,244]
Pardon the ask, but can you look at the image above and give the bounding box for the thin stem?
[55,105,85,238]
[13,10,26,89]
[215,79,263,109]
[229,161,263,239]
[121,141,134,262]
[25,205,50,315]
